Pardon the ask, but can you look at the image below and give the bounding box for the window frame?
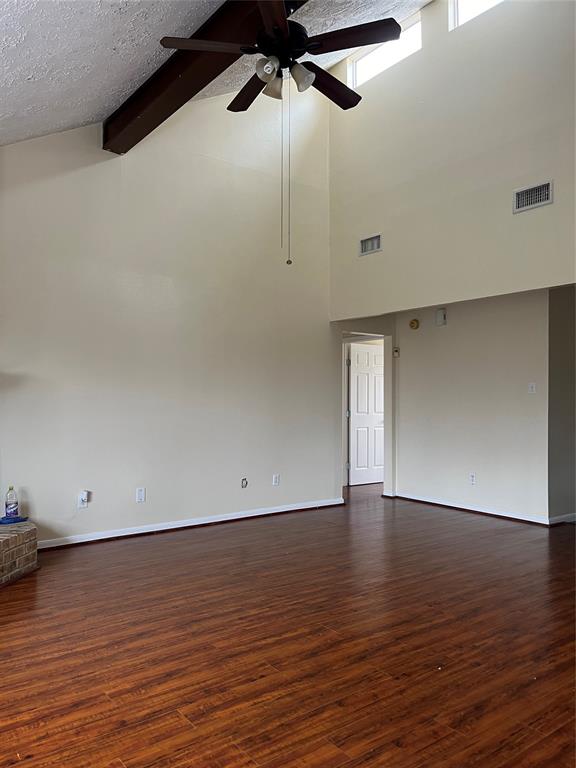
[449,0,504,30]
[347,13,422,89]
[448,0,459,31]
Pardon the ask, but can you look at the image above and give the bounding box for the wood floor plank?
[144,743,259,768]
[495,720,576,768]
[0,485,573,767]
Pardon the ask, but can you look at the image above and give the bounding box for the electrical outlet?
[136,487,146,504]
[241,478,248,489]
[469,472,476,486]
[528,383,537,394]
[272,474,280,486]
[77,490,89,510]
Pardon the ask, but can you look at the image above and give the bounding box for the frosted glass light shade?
[263,74,283,100]
[256,56,280,83]
[290,62,315,92]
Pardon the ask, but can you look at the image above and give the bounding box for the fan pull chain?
[280,77,284,251]
[286,79,292,266]
[279,75,292,266]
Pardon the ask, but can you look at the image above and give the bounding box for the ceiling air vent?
[359,234,382,256]
[513,182,553,214]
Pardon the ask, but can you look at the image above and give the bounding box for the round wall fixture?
[409,319,420,330]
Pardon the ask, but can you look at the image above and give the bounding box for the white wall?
[1,1,570,538]
[394,290,550,523]
[329,0,575,320]
[0,87,343,543]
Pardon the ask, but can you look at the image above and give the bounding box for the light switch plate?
[435,308,447,326]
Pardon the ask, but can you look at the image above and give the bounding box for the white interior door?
[349,342,384,486]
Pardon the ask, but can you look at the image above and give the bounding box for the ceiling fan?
[161,1,401,112]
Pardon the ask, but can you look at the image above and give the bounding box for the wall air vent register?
[359,234,382,256]
[513,182,553,213]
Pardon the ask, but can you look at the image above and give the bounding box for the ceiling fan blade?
[161,37,257,54]
[307,18,401,54]
[227,74,267,112]
[257,0,289,39]
[302,62,361,110]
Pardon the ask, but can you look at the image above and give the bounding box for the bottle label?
[5,502,19,518]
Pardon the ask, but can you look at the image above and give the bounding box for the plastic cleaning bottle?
[5,486,19,518]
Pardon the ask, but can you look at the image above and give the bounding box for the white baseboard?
[37,497,345,550]
[394,492,550,526]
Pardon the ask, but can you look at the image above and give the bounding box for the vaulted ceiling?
[0,0,426,148]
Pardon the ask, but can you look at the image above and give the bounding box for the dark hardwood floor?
[1,485,574,767]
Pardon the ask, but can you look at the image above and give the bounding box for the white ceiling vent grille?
[359,234,382,256]
[513,182,553,213]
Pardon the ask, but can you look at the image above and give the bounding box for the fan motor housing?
[257,20,309,66]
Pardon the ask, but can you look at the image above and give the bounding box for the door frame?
[342,333,396,497]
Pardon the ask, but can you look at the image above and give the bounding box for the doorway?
[345,338,385,486]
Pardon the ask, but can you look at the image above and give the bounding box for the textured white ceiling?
[0,0,426,147]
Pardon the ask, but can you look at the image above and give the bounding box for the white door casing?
[349,342,384,486]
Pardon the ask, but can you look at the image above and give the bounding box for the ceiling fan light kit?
[256,56,280,83]
[161,1,401,112]
[290,61,315,93]
[263,74,284,100]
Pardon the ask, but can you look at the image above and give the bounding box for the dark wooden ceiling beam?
[103,0,308,155]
